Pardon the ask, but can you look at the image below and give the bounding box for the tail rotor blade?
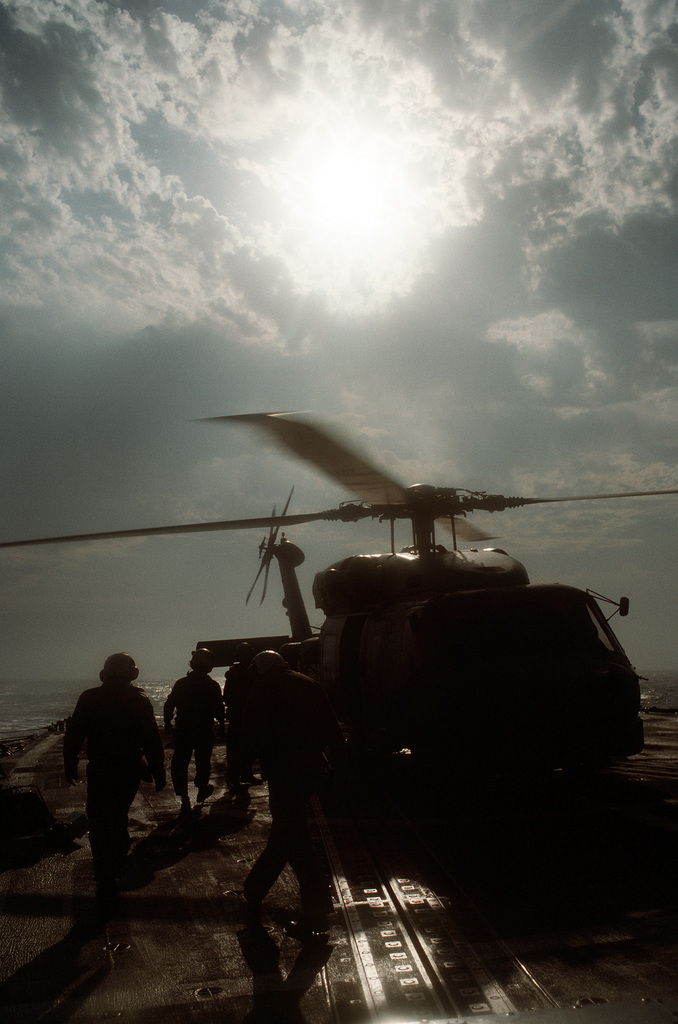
[246,554,268,605]
[260,558,272,606]
[280,485,294,518]
[246,490,294,606]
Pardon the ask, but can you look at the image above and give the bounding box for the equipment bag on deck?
[0,784,56,838]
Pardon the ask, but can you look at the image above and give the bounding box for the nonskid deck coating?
[2,715,678,1022]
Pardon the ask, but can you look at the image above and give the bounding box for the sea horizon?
[1,668,677,741]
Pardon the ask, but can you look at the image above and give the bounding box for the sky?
[1,0,678,684]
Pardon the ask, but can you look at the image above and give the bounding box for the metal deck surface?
[2,715,678,1023]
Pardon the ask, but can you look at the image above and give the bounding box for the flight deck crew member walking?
[63,653,166,905]
[242,650,346,942]
[223,641,256,787]
[164,647,225,816]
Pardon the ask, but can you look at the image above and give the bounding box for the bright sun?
[269,126,442,308]
[305,145,393,235]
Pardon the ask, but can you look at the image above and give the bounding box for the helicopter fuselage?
[312,546,530,613]
[205,542,642,771]
[311,548,642,770]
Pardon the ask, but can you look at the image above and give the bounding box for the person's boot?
[285,915,330,944]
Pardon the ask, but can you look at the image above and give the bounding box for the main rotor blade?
[440,517,494,543]
[516,488,678,506]
[208,412,408,505]
[215,414,493,540]
[0,511,333,549]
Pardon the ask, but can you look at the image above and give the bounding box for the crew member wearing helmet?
[64,653,166,905]
[241,650,346,943]
[163,647,225,817]
[223,642,257,788]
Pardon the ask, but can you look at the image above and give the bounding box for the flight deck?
[2,713,678,1023]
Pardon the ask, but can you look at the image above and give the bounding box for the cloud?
[2,0,678,677]
[542,213,678,323]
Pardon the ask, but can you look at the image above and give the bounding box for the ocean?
[1,670,677,741]
[0,678,175,741]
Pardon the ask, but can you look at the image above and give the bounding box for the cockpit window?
[585,602,617,652]
[439,586,619,661]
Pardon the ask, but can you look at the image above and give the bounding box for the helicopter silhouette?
[4,412,678,772]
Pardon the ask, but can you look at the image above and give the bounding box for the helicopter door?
[319,614,367,721]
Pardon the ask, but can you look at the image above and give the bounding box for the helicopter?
[3,411,678,772]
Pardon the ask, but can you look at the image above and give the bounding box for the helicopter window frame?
[433,584,624,662]
[584,598,620,654]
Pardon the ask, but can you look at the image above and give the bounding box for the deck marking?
[312,797,453,1020]
[313,809,387,1014]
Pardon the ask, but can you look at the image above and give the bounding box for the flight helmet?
[100,652,139,682]
[190,647,217,670]
[251,650,286,676]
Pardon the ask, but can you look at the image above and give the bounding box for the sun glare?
[269,125,447,308]
[306,146,392,235]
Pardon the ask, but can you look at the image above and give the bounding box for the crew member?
[241,650,346,942]
[164,647,225,816]
[223,642,256,787]
[63,653,166,904]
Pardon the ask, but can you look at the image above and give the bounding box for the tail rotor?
[246,487,294,606]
